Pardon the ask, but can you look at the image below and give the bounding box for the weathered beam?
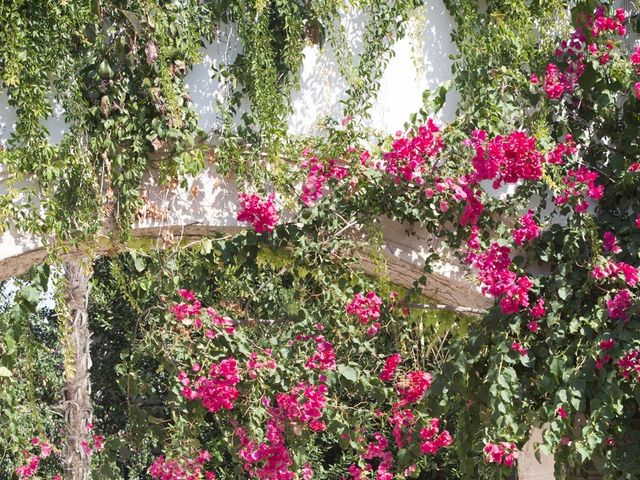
[0,167,492,312]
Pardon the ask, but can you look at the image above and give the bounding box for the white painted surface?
[1,2,457,144]
[0,93,17,148]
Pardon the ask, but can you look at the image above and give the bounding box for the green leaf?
[558,286,570,301]
[337,364,358,382]
[133,255,146,273]
[0,366,12,378]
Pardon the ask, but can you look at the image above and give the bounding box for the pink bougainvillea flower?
[600,338,617,350]
[237,193,278,233]
[300,156,348,206]
[39,442,52,458]
[511,342,528,356]
[305,336,336,371]
[467,242,533,314]
[607,289,632,321]
[180,357,241,413]
[419,418,454,455]
[545,134,576,165]
[603,231,622,254]
[592,260,639,286]
[596,354,612,370]
[382,120,443,184]
[149,453,217,480]
[513,210,541,246]
[544,63,566,99]
[555,166,604,213]
[346,291,382,325]
[484,441,518,467]
[631,46,640,67]
[618,349,640,382]
[469,130,545,188]
[529,298,546,319]
[556,407,569,419]
[396,370,432,404]
[379,353,402,382]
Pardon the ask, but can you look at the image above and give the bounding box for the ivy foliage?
[0,0,421,238]
[8,1,640,479]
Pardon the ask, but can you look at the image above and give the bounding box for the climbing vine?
[6,1,640,480]
[0,0,421,238]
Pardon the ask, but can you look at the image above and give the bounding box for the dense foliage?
[5,0,640,479]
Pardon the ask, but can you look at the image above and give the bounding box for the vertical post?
[62,260,93,480]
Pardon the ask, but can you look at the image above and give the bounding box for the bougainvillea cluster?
[16,438,54,480]
[148,451,217,480]
[512,210,541,246]
[237,193,279,233]
[484,441,518,467]
[304,335,336,372]
[419,418,453,455]
[618,349,640,382]
[468,130,545,188]
[607,289,632,321]
[396,370,433,404]
[379,353,401,382]
[236,420,296,480]
[275,382,328,432]
[538,5,627,101]
[382,119,443,184]
[467,242,533,314]
[554,166,604,213]
[16,429,104,480]
[300,155,349,206]
[179,357,241,413]
[345,291,383,335]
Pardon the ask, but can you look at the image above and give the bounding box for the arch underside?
[0,167,491,311]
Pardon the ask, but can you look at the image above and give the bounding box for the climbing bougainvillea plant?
[158,3,640,478]
[5,1,640,479]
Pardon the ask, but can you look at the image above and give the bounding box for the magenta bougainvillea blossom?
[275,382,328,432]
[419,418,453,455]
[484,441,518,467]
[17,430,104,479]
[603,231,622,254]
[467,242,533,314]
[379,353,401,382]
[544,63,566,99]
[304,335,336,372]
[300,155,349,206]
[607,289,632,321]
[237,193,279,233]
[468,130,545,188]
[382,119,443,184]
[513,210,541,246]
[396,370,432,404]
[618,349,640,382]
[554,166,604,213]
[149,452,217,480]
[179,357,241,413]
[346,291,383,335]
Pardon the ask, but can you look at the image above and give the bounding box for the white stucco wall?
[0,2,457,146]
